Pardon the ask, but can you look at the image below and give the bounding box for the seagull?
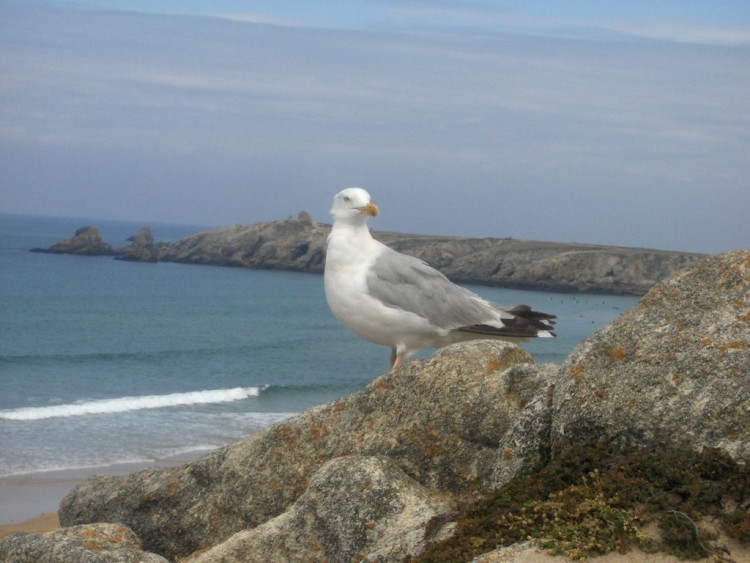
[324,187,556,370]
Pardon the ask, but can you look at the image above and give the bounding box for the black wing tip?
[457,304,557,338]
[508,304,557,320]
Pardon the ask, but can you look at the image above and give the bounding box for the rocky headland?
[2,250,748,562]
[30,213,704,295]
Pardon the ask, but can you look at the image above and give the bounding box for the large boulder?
[185,455,456,562]
[0,522,167,563]
[60,340,553,560]
[552,250,750,460]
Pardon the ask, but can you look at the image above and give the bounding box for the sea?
[0,214,639,478]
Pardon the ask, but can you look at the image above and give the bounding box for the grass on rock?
[415,441,749,561]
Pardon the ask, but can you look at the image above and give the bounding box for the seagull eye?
[343,196,351,203]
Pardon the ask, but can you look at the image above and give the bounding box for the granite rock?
[490,366,558,489]
[552,250,750,460]
[0,522,167,563]
[59,340,549,560]
[185,455,456,562]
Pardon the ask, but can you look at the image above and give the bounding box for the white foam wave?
[0,387,261,421]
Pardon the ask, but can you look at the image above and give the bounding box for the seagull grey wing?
[365,247,496,329]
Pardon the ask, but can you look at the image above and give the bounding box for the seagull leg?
[390,347,399,370]
[390,346,407,371]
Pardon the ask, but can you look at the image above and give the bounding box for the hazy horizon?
[2,1,749,254]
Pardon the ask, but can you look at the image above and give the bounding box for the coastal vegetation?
[417,442,750,561]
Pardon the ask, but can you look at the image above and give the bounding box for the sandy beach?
[0,513,60,539]
[0,451,208,539]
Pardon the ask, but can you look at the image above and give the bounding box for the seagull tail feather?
[456,304,557,339]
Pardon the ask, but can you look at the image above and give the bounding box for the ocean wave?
[0,387,261,421]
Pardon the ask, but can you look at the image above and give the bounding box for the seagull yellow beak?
[358,203,379,217]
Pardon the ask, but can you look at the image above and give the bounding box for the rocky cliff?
[2,250,747,562]
[31,213,704,295]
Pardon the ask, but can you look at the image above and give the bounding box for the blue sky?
[2,1,749,253]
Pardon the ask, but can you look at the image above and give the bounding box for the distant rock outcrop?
[4,250,749,562]
[31,214,705,295]
[30,226,115,256]
[161,213,328,272]
[115,227,167,263]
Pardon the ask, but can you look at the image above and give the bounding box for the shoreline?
[0,513,59,540]
[0,450,209,535]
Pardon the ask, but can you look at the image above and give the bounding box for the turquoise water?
[0,214,638,476]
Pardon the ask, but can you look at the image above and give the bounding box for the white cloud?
[217,12,317,28]
[603,21,750,45]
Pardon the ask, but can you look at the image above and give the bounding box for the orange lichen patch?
[699,338,713,347]
[272,425,291,439]
[366,521,377,530]
[732,299,745,309]
[484,355,507,377]
[372,376,388,390]
[570,364,584,383]
[78,525,132,551]
[308,421,326,440]
[728,428,738,438]
[595,388,607,399]
[82,541,102,551]
[503,448,513,460]
[609,345,626,362]
[422,427,448,458]
[142,492,154,502]
[720,341,749,351]
[671,372,681,382]
[670,290,680,299]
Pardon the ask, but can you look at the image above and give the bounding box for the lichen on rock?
[552,250,750,460]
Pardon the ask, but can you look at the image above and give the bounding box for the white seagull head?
[330,187,379,224]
